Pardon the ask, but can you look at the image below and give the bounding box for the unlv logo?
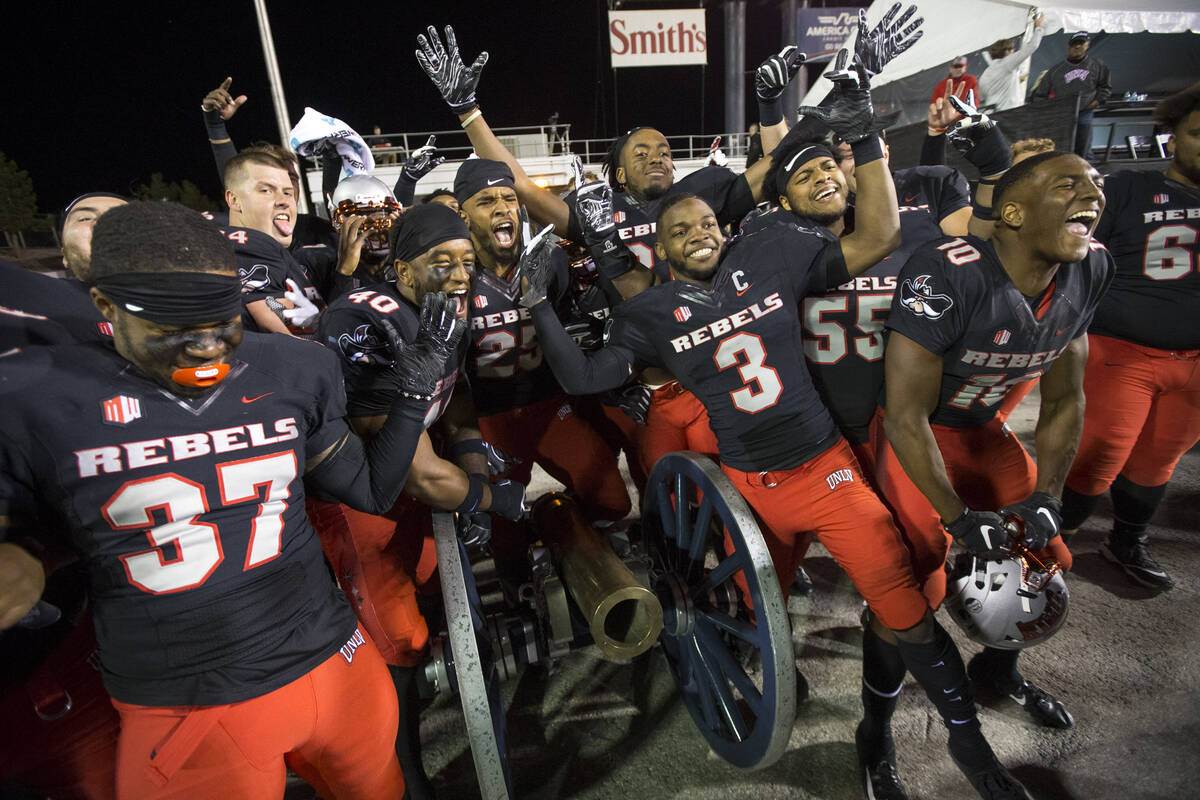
[674,306,692,323]
[102,395,142,426]
[899,275,954,320]
[337,324,391,366]
[238,263,270,292]
[994,329,1011,346]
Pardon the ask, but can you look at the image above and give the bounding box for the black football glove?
[402,135,446,183]
[797,49,876,144]
[945,508,1010,561]
[564,319,604,351]
[486,478,527,522]
[517,222,557,308]
[947,93,1012,179]
[379,292,465,400]
[755,46,807,102]
[575,181,616,244]
[999,492,1063,551]
[456,511,492,549]
[415,25,489,114]
[603,382,653,425]
[853,3,924,77]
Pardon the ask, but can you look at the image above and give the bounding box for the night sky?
[6,0,815,216]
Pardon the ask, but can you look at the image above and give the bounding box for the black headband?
[94,271,243,324]
[59,192,127,235]
[454,159,515,204]
[776,144,836,195]
[389,203,470,263]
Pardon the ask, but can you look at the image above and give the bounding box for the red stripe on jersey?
[1034,278,1056,320]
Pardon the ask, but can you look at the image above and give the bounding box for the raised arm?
[200,76,247,182]
[416,25,571,233]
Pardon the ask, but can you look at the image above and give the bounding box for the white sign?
[608,9,708,68]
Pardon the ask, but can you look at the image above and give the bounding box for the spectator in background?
[746,122,764,168]
[371,125,396,164]
[931,55,978,107]
[1031,31,1112,159]
[978,10,1045,111]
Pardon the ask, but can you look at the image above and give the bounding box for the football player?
[0,201,463,799]
[1058,81,1200,590]
[525,56,1031,799]
[315,203,526,799]
[877,152,1113,775]
[453,158,630,545]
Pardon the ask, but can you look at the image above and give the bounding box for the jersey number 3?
[102,452,297,594]
[714,332,782,414]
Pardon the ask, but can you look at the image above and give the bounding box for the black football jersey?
[604,223,849,471]
[0,334,358,706]
[316,281,466,427]
[1089,170,1200,350]
[564,166,756,283]
[0,261,112,348]
[467,248,569,416]
[886,236,1115,428]
[803,166,970,443]
[218,225,323,336]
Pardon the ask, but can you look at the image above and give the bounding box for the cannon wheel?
[642,452,795,770]
[432,512,512,800]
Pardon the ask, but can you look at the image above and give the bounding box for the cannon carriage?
[424,452,799,799]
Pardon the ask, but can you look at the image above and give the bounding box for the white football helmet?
[945,542,1069,650]
[329,174,402,255]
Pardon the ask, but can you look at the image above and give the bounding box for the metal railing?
[317,124,753,169]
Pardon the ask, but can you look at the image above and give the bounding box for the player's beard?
[803,207,846,226]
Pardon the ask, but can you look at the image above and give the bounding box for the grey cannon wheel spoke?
[643,452,795,769]
[433,512,512,799]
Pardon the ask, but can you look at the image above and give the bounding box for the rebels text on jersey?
[0,335,357,706]
[886,236,1114,427]
[804,166,970,444]
[468,247,570,416]
[317,282,465,427]
[219,224,323,335]
[1089,170,1200,349]
[605,224,849,471]
[564,166,756,282]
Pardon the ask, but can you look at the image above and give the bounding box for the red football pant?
[309,498,431,667]
[480,393,630,521]
[0,612,118,800]
[870,409,1073,611]
[112,628,404,800]
[722,438,928,631]
[1066,334,1200,495]
[638,384,721,478]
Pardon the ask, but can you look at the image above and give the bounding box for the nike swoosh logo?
[1037,507,1059,534]
[486,178,504,186]
[736,288,750,296]
[904,195,919,202]
[1055,327,1071,335]
[242,392,274,404]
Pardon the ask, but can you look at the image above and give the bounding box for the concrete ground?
[307,388,1200,799]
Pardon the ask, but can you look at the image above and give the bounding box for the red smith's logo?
[610,19,706,56]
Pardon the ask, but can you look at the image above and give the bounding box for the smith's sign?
[608,9,707,68]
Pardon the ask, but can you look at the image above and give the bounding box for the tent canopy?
[799,1,1200,106]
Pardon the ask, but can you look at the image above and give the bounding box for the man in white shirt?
[978,11,1045,111]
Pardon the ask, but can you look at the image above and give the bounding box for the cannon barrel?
[531,493,663,663]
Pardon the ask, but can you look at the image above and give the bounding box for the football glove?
[999,492,1063,551]
[456,511,492,549]
[379,291,465,400]
[947,92,1012,178]
[486,478,527,522]
[797,49,875,144]
[517,223,558,308]
[415,25,489,114]
[603,382,653,425]
[945,508,1010,561]
[402,135,445,183]
[755,46,806,102]
[853,3,924,77]
[281,278,321,329]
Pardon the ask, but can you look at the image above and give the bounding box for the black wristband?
[203,109,229,140]
[451,439,489,459]
[977,177,1001,186]
[758,96,784,127]
[456,473,486,513]
[972,201,995,221]
[851,135,885,166]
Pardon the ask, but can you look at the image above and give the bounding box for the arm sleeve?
[529,301,638,394]
[921,132,947,167]
[778,227,849,295]
[203,110,238,183]
[393,172,418,208]
[937,169,972,220]
[679,167,756,229]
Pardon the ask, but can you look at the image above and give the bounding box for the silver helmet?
[329,174,402,255]
[945,542,1069,650]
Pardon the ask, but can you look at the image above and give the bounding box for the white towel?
[288,107,374,178]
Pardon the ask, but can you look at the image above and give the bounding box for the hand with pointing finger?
[201,77,248,120]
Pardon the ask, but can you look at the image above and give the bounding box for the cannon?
[423,452,797,799]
